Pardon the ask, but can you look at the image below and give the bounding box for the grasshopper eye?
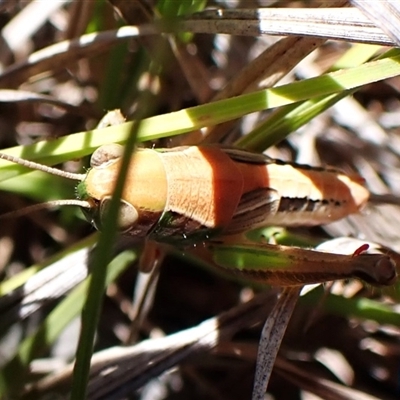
[100,197,139,232]
[91,144,123,168]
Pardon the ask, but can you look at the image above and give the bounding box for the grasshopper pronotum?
[0,144,396,287]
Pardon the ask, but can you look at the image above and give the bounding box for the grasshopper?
[0,144,396,287]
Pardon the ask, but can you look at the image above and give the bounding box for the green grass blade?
[303,287,400,326]
[70,128,140,399]
[1,51,400,182]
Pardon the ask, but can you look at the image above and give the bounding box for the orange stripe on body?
[159,146,244,228]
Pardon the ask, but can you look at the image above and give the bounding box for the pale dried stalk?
[351,0,400,46]
[184,7,393,46]
[252,286,301,400]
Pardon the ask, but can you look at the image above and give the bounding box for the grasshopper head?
[77,144,166,236]
[77,144,140,233]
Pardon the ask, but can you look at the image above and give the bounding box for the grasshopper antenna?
[0,152,86,181]
[0,152,92,218]
[0,200,93,220]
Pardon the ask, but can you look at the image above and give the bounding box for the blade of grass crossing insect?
[70,38,167,399]
[252,287,301,400]
[70,113,147,398]
[70,126,140,399]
